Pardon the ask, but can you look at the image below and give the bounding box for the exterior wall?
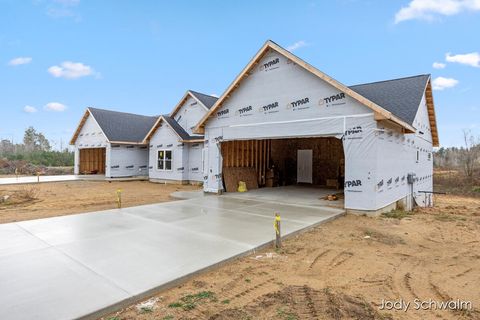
[187,142,204,182]
[203,48,375,194]
[148,123,205,183]
[173,96,208,136]
[369,93,433,210]
[108,144,149,178]
[74,115,108,175]
[148,124,186,181]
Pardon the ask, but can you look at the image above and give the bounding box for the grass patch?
[139,306,153,313]
[435,213,467,222]
[161,316,174,320]
[382,210,411,219]
[168,291,217,311]
[473,186,480,193]
[277,307,298,320]
[221,299,230,304]
[245,278,251,283]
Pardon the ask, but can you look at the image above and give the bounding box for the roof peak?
[88,107,157,119]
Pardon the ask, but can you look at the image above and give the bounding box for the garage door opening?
[221,137,344,192]
[79,148,106,174]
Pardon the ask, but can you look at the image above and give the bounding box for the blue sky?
[1,0,479,149]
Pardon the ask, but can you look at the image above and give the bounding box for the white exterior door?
[297,149,313,183]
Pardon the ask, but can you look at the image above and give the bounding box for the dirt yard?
[104,194,480,320]
[0,181,200,224]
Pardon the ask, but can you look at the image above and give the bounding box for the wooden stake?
[274,213,281,248]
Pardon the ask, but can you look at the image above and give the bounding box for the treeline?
[0,127,74,169]
[434,130,480,178]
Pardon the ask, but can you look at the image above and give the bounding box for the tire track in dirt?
[308,249,331,269]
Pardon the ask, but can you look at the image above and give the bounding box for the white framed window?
[157,150,172,170]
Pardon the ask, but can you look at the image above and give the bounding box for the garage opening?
[79,148,106,174]
[220,137,344,192]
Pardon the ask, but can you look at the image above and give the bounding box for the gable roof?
[162,115,204,141]
[70,107,158,145]
[170,90,218,118]
[189,91,218,109]
[194,40,417,134]
[349,74,430,125]
[349,75,439,146]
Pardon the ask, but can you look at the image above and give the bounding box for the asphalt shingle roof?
[162,115,204,141]
[88,107,158,143]
[349,74,430,125]
[189,91,218,109]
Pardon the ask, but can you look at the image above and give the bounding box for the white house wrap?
[195,41,438,213]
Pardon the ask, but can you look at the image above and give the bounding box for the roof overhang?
[194,40,416,135]
[142,115,198,144]
[425,79,439,147]
[170,90,210,118]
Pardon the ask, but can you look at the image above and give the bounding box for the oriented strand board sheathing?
[223,167,258,192]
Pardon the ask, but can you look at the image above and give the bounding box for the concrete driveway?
[0,195,344,320]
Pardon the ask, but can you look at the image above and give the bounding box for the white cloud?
[44,102,67,112]
[210,93,219,98]
[48,61,96,79]
[433,62,446,69]
[8,57,32,66]
[445,52,480,67]
[432,76,459,90]
[395,0,480,23]
[286,40,308,52]
[23,105,37,113]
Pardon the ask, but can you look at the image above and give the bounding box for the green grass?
[139,306,153,313]
[435,213,467,222]
[382,210,411,219]
[473,186,480,193]
[245,278,251,283]
[277,307,298,320]
[161,316,174,320]
[168,291,217,311]
[221,299,230,304]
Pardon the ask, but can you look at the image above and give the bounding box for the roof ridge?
[189,90,218,99]
[88,107,157,119]
[349,74,430,88]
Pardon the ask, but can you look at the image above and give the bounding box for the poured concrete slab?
[0,194,344,320]
[0,174,80,185]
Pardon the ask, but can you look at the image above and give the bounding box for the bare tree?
[461,129,480,178]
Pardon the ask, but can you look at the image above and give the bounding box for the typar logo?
[259,101,279,114]
[212,135,223,143]
[345,179,362,192]
[217,108,230,119]
[235,105,253,117]
[260,57,280,71]
[377,179,384,190]
[319,92,346,107]
[344,126,363,140]
[287,97,310,111]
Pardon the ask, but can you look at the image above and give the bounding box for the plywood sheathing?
[221,140,271,186]
[79,148,106,174]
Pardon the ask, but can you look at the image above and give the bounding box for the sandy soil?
[0,181,200,224]
[105,194,480,320]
